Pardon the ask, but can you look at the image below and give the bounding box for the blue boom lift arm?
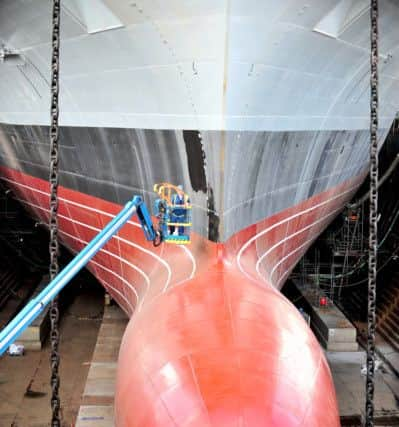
[0,195,159,356]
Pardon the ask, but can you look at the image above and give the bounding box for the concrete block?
[76,305,128,425]
[84,362,117,397]
[325,341,359,352]
[312,307,357,343]
[292,281,358,351]
[18,275,51,350]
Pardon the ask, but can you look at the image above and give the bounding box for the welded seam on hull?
[255,205,344,280]
[236,180,360,283]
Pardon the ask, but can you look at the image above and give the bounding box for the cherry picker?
[0,185,191,355]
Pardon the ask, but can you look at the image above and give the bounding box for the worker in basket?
[169,185,190,236]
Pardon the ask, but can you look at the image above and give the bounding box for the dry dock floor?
[0,285,103,427]
[1,299,399,426]
[327,350,399,424]
[75,305,399,426]
[75,305,127,427]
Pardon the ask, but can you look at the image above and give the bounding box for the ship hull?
[0,164,362,426]
[0,121,365,427]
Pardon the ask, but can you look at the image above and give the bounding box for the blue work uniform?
[171,193,187,235]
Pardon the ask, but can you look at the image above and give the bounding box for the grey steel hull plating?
[0,123,374,241]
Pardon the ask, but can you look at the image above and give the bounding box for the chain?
[49,1,61,425]
[366,1,379,426]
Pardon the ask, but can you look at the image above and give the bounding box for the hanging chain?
[49,1,61,425]
[366,0,379,426]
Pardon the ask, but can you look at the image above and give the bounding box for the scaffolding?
[329,206,365,300]
[297,206,366,304]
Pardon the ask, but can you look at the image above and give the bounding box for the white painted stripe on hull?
[68,246,135,315]
[255,205,343,280]
[16,197,148,303]
[1,175,173,288]
[270,234,324,282]
[16,197,151,288]
[1,175,197,284]
[236,180,359,284]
